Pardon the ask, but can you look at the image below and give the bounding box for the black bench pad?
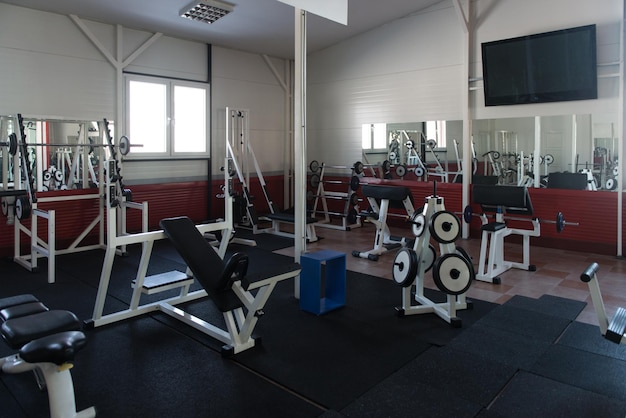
[20,331,87,365]
[0,294,39,311]
[481,222,507,232]
[2,310,81,350]
[0,302,49,321]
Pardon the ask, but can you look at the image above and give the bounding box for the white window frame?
[124,74,210,159]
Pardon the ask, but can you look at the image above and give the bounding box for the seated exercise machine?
[352,184,415,261]
[159,216,301,355]
[392,182,474,327]
[581,263,626,345]
[470,184,540,284]
[0,294,95,418]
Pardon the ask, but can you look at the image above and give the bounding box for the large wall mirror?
[0,116,115,192]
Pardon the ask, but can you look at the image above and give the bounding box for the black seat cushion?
[20,331,87,365]
[1,310,81,350]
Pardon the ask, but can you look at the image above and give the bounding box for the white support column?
[293,8,307,297]
[618,4,624,256]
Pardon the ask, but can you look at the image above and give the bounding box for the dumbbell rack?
[309,162,361,231]
[393,190,473,327]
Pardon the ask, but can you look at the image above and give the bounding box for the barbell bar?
[310,173,360,191]
[462,205,578,233]
[2,133,140,157]
[306,190,360,206]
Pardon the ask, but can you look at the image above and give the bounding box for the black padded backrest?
[472,184,533,216]
[160,216,243,312]
[362,185,413,209]
[547,172,587,190]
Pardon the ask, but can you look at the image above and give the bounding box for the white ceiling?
[1,0,444,59]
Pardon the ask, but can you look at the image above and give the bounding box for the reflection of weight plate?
[309,174,320,189]
[613,167,620,176]
[309,160,320,173]
[606,178,617,190]
[43,170,52,182]
[429,211,461,244]
[54,170,64,183]
[1,197,8,216]
[432,253,473,295]
[427,139,437,149]
[414,166,424,177]
[389,151,397,160]
[353,161,364,175]
[350,175,360,191]
[118,135,131,156]
[382,160,391,173]
[544,154,554,165]
[392,248,418,287]
[395,164,407,177]
[406,139,415,149]
[492,151,500,160]
[411,213,426,237]
[349,193,359,206]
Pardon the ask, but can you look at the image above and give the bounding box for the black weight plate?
[350,175,360,191]
[349,192,359,206]
[8,133,18,156]
[353,161,364,175]
[395,164,407,177]
[309,160,320,173]
[309,173,320,189]
[347,208,358,225]
[463,205,473,224]
[556,211,565,233]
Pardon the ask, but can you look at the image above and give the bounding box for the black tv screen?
[481,24,597,106]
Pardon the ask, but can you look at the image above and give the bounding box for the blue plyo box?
[300,250,346,315]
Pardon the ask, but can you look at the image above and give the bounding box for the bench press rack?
[472,184,540,284]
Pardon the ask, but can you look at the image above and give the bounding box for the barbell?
[2,133,139,157]
[461,205,578,233]
[310,173,360,191]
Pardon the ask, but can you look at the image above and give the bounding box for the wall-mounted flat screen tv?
[481,24,597,106]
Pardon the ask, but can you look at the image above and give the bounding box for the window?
[426,120,447,148]
[361,123,387,150]
[125,75,209,157]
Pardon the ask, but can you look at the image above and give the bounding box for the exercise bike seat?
[2,310,82,350]
[19,331,87,365]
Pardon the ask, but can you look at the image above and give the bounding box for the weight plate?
[382,160,391,173]
[309,173,320,189]
[8,133,18,156]
[432,253,473,295]
[43,170,52,182]
[353,161,363,175]
[406,139,415,149]
[309,160,320,173]
[414,166,425,177]
[118,135,130,156]
[606,178,616,190]
[544,154,554,165]
[613,166,620,177]
[350,175,360,191]
[427,139,437,149]
[392,248,418,287]
[389,151,397,160]
[15,196,31,220]
[395,164,407,177]
[455,246,475,277]
[54,170,64,183]
[492,151,500,160]
[463,205,473,224]
[349,192,359,206]
[429,211,461,244]
[556,211,565,233]
[1,198,8,216]
[347,208,358,225]
[424,244,436,273]
[411,213,426,237]
[306,190,315,201]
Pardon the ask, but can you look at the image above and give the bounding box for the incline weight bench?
[160,216,301,355]
[352,185,415,261]
[0,294,95,418]
[473,184,540,284]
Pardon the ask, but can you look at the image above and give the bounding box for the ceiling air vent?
[180,0,235,24]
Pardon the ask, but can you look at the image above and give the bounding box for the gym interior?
[1,0,626,416]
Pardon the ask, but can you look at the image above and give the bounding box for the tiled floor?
[274,218,626,327]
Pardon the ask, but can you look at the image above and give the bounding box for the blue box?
[300,250,346,315]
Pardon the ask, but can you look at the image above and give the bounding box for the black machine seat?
[0,302,49,321]
[160,216,251,312]
[1,310,81,350]
[362,184,413,208]
[472,184,534,216]
[20,331,87,365]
